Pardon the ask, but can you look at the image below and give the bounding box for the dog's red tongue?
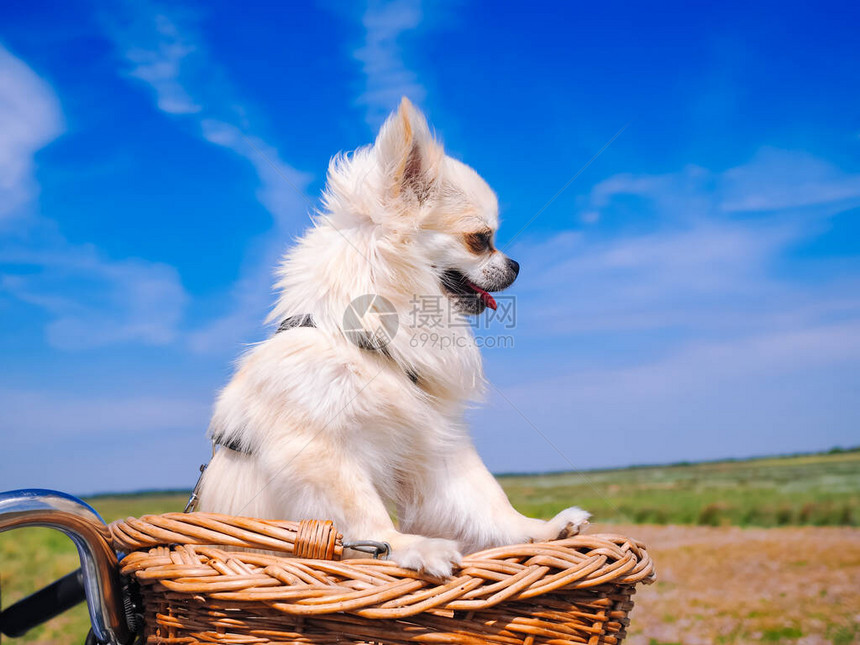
[466,280,497,310]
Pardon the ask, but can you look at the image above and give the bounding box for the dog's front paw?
[389,537,462,578]
[547,506,591,539]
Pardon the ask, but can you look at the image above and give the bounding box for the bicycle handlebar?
[0,489,132,644]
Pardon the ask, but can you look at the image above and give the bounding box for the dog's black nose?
[507,258,520,277]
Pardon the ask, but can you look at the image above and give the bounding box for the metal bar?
[0,489,131,644]
[0,568,86,637]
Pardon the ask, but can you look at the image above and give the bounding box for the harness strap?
[275,313,418,383]
[277,314,315,332]
[208,315,317,458]
[212,314,419,455]
[214,436,249,453]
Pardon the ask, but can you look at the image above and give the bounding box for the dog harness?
[211,314,417,453]
[207,315,317,458]
[185,313,420,512]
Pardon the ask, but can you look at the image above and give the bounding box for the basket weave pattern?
[111,513,654,645]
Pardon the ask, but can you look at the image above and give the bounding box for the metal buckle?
[343,540,390,559]
[183,463,207,514]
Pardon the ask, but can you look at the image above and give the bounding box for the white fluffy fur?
[196,98,589,577]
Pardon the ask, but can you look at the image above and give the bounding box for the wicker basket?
[110,512,655,645]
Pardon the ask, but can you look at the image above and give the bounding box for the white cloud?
[721,147,860,212]
[589,164,716,223]
[589,148,860,219]
[475,319,860,472]
[0,44,63,220]
[200,119,311,228]
[0,45,189,350]
[354,0,426,128]
[475,148,860,469]
[2,243,187,350]
[513,221,808,337]
[513,148,860,337]
[101,3,313,353]
[121,12,202,114]
[192,120,312,353]
[580,210,600,224]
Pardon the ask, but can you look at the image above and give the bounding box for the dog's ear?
[374,97,442,208]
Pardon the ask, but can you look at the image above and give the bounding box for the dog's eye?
[465,231,493,254]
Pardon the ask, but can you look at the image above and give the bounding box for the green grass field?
[500,448,860,527]
[1,450,858,643]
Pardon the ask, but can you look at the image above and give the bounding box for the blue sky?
[1,1,858,494]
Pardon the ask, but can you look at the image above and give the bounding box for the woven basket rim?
[111,512,655,620]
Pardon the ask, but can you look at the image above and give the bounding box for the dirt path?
[594,524,860,644]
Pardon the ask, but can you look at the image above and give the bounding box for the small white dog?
[196,98,589,576]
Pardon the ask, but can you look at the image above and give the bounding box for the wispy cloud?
[102,2,312,211]
[0,44,188,350]
[119,11,201,114]
[354,0,426,128]
[476,319,860,472]
[0,44,63,220]
[721,147,860,212]
[101,2,313,352]
[476,147,860,469]
[200,119,311,228]
[589,148,860,221]
[188,120,313,352]
[2,242,186,350]
[511,148,860,339]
